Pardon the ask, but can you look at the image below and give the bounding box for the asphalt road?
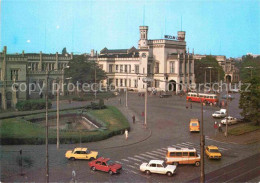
[1,92,259,182]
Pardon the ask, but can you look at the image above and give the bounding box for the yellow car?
[65,147,98,161]
[189,118,200,132]
[205,146,222,160]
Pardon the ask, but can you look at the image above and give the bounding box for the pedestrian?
[214,121,218,136]
[218,123,222,133]
[132,115,135,124]
[125,129,128,140]
[190,103,192,109]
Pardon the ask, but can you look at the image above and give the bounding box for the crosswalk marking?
[152,151,166,156]
[134,155,149,161]
[145,152,164,158]
[141,153,158,159]
[122,159,129,162]
[126,164,137,169]
[156,149,166,152]
[134,163,140,166]
[128,157,142,162]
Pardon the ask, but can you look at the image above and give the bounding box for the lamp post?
[200,98,205,183]
[56,66,70,149]
[45,69,50,183]
[225,78,229,137]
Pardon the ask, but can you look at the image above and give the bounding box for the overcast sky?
[1,0,259,57]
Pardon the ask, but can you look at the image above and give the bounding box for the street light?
[200,98,205,183]
[56,66,70,149]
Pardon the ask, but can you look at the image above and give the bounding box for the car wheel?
[89,157,94,161]
[145,170,151,175]
[174,162,179,166]
[195,161,200,167]
[70,157,75,161]
[109,170,113,175]
[91,166,96,171]
[167,172,173,177]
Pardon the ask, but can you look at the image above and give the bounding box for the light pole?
[45,69,50,183]
[245,66,253,79]
[56,66,70,149]
[200,98,205,183]
[95,51,98,100]
[225,78,229,137]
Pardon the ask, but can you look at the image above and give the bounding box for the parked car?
[205,145,222,160]
[140,160,176,176]
[222,94,234,99]
[89,157,122,175]
[212,109,227,118]
[221,116,238,125]
[65,147,98,161]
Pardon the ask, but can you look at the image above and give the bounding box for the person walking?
[218,123,222,133]
[132,115,135,124]
[125,129,128,140]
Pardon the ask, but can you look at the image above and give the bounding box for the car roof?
[167,147,196,152]
[149,160,164,164]
[74,147,87,151]
[96,157,110,162]
[207,145,219,149]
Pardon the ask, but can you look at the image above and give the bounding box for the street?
[1,92,259,182]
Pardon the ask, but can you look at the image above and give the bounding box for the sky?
[1,0,259,57]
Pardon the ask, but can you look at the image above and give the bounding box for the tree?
[62,47,68,55]
[64,55,106,93]
[239,77,260,126]
[194,56,225,84]
[237,55,260,81]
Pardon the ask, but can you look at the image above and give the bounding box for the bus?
[186,92,218,104]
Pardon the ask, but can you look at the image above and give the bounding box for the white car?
[221,116,238,125]
[212,109,227,118]
[140,160,177,176]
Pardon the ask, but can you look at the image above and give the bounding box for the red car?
[88,157,122,175]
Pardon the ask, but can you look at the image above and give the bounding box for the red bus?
[186,92,218,104]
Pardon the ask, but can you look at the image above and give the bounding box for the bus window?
[170,152,176,157]
[176,152,182,156]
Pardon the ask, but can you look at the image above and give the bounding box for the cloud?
[27,40,31,43]
[56,25,60,29]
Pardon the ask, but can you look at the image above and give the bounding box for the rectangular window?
[120,79,123,87]
[129,65,131,73]
[189,152,195,157]
[148,64,151,74]
[183,152,188,156]
[170,152,176,157]
[170,62,175,73]
[155,63,159,74]
[129,79,131,87]
[180,63,182,74]
[134,79,138,88]
[116,79,118,86]
[176,152,182,156]
[10,69,19,80]
[125,79,127,86]
[120,65,123,73]
[155,80,160,88]
[135,65,139,74]
[116,65,118,71]
[109,64,113,73]
[124,65,127,73]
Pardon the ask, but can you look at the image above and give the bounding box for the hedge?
[16,99,52,111]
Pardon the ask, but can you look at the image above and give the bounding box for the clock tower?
[138,26,148,49]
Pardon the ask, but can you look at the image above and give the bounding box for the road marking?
[141,153,158,159]
[151,151,166,156]
[134,155,149,161]
[128,157,142,162]
[126,164,137,169]
[122,159,129,162]
[156,149,167,152]
[145,152,164,157]
[115,161,123,164]
[161,148,168,150]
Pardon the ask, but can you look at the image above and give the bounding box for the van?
[189,118,200,132]
[165,147,201,166]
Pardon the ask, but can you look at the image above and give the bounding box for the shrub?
[16,99,52,111]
